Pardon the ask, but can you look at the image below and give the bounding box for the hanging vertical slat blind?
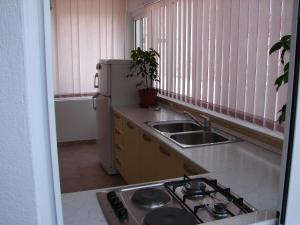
[51,0,126,97]
[145,0,293,132]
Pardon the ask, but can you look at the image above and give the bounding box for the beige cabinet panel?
[122,120,141,184]
[156,144,184,180]
[139,133,161,182]
[112,112,207,184]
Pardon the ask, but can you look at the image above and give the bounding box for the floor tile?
[58,142,126,193]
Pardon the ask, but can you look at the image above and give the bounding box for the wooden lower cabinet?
[155,144,185,180]
[113,114,207,184]
[139,133,161,182]
[120,120,141,184]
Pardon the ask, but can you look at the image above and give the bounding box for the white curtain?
[145,0,293,132]
[51,0,126,97]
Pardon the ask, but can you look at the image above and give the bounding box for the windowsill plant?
[127,47,160,107]
[269,34,291,124]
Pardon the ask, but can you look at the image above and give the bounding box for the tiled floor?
[58,141,126,193]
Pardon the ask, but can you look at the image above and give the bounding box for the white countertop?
[112,106,281,210]
[62,190,108,225]
[62,106,282,225]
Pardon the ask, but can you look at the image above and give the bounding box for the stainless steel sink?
[152,121,202,133]
[170,131,229,146]
[146,120,237,148]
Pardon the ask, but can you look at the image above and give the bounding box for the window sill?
[54,92,96,101]
[158,94,284,152]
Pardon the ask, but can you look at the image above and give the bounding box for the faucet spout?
[183,111,211,130]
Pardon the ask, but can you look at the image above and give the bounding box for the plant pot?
[138,89,158,108]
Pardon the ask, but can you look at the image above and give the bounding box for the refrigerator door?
[98,63,111,97]
[96,95,116,174]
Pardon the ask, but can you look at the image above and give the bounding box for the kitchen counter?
[62,106,281,225]
[112,106,281,210]
[62,182,277,225]
[62,190,108,225]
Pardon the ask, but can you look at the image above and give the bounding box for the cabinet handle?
[94,73,99,88]
[115,128,122,135]
[127,122,134,129]
[142,134,152,142]
[183,163,198,175]
[114,114,120,119]
[115,144,122,150]
[159,146,171,157]
[115,157,122,166]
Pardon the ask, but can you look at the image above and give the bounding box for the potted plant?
[269,34,291,124]
[127,47,160,108]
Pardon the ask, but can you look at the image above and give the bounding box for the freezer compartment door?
[96,95,116,174]
[98,63,111,97]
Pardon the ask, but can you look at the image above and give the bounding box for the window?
[134,18,146,49]
[51,0,126,97]
[145,0,294,132]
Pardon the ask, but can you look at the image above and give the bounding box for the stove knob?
[116,207,128,220]
[113,200,124,210]
[109,196,121,206]
[107,191,117,199]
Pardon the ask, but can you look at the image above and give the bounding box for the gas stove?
[97,175,257,225]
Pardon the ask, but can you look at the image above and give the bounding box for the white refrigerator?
[93,59,138,175]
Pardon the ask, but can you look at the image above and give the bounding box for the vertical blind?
[51,0,126,97]
[145,0,293,132]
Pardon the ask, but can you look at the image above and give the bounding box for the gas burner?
[98,175,257,225]
[182,180,207,198]
[132,188,171,209]
[211,203,228,218]
[144,207,198,225]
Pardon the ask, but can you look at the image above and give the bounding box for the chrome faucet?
[183,111,211,130]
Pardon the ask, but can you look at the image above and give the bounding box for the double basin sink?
[146,120,237,148]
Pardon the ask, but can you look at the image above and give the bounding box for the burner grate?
[164,175,255,224]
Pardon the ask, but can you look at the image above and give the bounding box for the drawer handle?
[115,144,122,150]
[142,134,152,142]
[114,114,120,119]
[115,157,122,166]
[115,128,122,135]
[127,122,134,129]
[159,146,171,157]
[183,163,198,175]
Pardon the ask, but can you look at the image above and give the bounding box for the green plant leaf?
[280,49,286,65]
[269,41,282,55]
[284,62,289,73]
[127,48,160,89]
[278,104,286,124]
[275,71,289,91]
[281,35,291,50]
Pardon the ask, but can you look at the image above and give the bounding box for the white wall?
[0,0,62,225]
[55,98,97,142]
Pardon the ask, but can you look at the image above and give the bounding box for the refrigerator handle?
[94,73,99,88]
[92,93,99,110]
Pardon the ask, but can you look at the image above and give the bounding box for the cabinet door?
[122,120,141,184]
[157,144,184,180]
[140,133,161,182]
